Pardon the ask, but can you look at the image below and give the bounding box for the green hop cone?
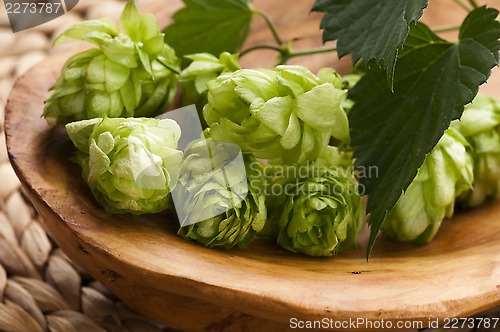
[180,52,240,113]
[454,95,500,207]
[175,138,267,248]
[381,128,474,244]
[203,65,350,165]
[66,117,183,214]
[273,160,364,257]
[315,145,354,169]
[44,0,179,125]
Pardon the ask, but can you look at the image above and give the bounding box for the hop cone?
[381,128,474,244]
[273,159,363,257]
[175,138,267,248]
[66,117,183,214]
[454,95,500,207]
[204,65,349,165]
[44,1,179,125]
[180,52,240,113]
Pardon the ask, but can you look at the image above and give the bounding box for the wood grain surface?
[4,0,500,330]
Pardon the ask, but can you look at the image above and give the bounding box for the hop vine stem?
[240,45,282,57]
[468,0,479,8]
[243,6,467,63]
[254,10,283,45]
[240,17,463,64]
[452,0,474,11]
[432,24,462,33]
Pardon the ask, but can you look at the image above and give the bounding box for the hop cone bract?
[454,95,500,207]
[180,52,240,113]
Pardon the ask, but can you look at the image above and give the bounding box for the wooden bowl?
[5,50,500,332]
[4,2,500,331]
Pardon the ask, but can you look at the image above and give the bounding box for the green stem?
[278,45,338,64]
[432,24,461,33]
[255,10,283,45]
[287,46,338,59]
[468,0,479,8]
[452,0,473,11]
[242,21,461,62]
[241,21,461,63]
[240,45,282,57]
[241,43,338,64]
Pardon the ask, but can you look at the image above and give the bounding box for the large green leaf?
[312,0,429,86]
[163,0,254,63]
[348,7,500,257]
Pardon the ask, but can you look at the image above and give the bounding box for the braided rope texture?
[0,0,498,331]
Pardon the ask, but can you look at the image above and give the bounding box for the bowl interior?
[5,49,500,325]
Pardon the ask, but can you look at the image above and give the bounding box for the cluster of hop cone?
[44,1,500,257]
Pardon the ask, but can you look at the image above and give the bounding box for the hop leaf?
[66,117,183,214]
[164,0,254,64]
[349,7,500,257]
[312,0,429,86]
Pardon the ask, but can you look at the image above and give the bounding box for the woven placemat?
[0,1,498,331]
